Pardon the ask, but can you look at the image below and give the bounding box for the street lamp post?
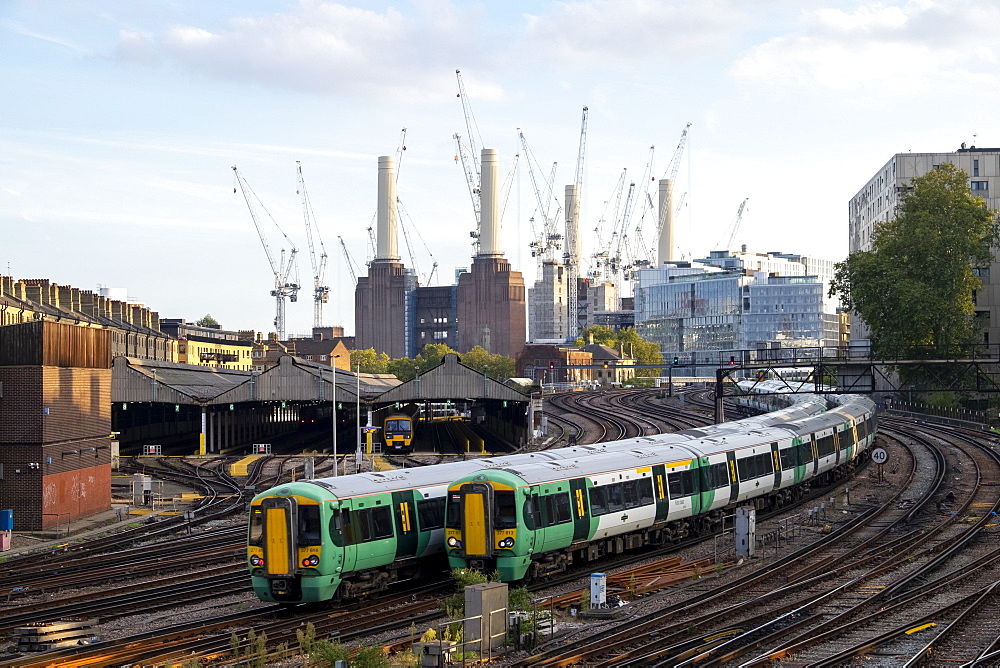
[356,361,361,473]
[331,356,340,476]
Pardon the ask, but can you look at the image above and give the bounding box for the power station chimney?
[376,156,399,262]
[565,184,581,337]
[657,178,675,264]
[479,148,501,257]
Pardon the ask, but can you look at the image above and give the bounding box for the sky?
[2,0,997,338]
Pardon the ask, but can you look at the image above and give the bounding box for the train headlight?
[250,555,263,566]
[498,537,515,549]
[447,536,462,548]
[301,555,320,568]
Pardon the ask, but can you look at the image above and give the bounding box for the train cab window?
[249,508,263,546]
[588,487,608,516]
[385,418,411,435]
[494,491,517,529]
[667,470,696,497]
[417,497,445,531]
[298,505,322,546]
[445,495,462,529]
[370,507,393,539]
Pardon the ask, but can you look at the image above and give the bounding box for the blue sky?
[2,0,997,338]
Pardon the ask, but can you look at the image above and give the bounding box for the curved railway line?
[7,390,1000,667]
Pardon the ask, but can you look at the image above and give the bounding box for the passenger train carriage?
[444,394,876,582]
[246,384,839,603]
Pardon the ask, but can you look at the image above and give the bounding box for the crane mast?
[296,162,329,328]
[454,70,484,249]
[232,165,300,340]
[338,236,359,284]
[654,123,692,260]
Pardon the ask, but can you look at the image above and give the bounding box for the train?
[444,391,876,582]
[383,414,414,454]
[245,383,851,603]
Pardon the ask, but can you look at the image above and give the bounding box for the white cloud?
[1,18,87,53]
[114,0,503,102]
[731,1,1000,96]
[522,0,746,67]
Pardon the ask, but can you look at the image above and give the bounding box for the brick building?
[0,321,113,530]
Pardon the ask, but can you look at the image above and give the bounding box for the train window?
[796,442,814,464]
[357,511,372,542]
[541,493,571,526]
[623,481,640,508]
[298,505,322,546]
[331,509,355,546]
[445,495,463,529]
[417,497,445,531]
[779,448,797,470]
[667,470,696,497]
[588,487,608,516]
[736,454,773,482]
[840,426,856,448]
[495,491,517,529]
[371,507,393,539]
[639,478,655,505]
[816,434,836,458]
[249,509,263,546]
[704,463,729,488]
[606,484,625,513]
[523,495,538,530]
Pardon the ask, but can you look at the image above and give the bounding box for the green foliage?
[442,568,495,617]
[308,638,350,667]
[508,586,533,611]
[297,622,317,654]
[353,643,392,668]
[229,629,268,668]
[196,313,219,327]
[460,345,516,380]
[831,163,1000,358]
[577,325,663,377]
[351,348,390,374]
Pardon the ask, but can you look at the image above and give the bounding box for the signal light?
[672,356,679,365]
[729,356,736,365]
[549,363,555,369]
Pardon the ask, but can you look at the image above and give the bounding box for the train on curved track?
[246,382,874,603]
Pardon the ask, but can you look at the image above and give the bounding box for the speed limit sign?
[871,447,888,464]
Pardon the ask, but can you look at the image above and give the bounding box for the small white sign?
[871,447,889,464]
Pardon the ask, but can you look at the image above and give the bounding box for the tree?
[576,325,663,377]
[830,163,1000,358]
[350,348,389,374]
[461,346,516,380]
[196,314,219,327]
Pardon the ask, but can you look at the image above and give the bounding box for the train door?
[330,504,356,575]
[771,442,781,489]
[392,491,419,558]
[652,465,669,522]
[569,477,591,542]
[726,451,739,505]
[459,483,493,559]
[261,496,297,578]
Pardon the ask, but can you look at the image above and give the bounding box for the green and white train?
[444,392,876,582]
[246,383,836,603]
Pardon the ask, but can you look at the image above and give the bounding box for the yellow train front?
[384,414,413,454]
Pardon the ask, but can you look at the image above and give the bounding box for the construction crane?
[232,165,300,340]
[338,236,360,284]
[296,162,329,328]
[653,123,692,253]
[574,105,588,191]
[454,70,484,247]
[715,198,750,251]
[518,129,562,270]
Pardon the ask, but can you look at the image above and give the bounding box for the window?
[736,453,774,481]
[370,507,393,539]
[298,505,322,546]
[535,493,571,527]
[417,497,445,530]
[974,159,980,177]
[249,508,263,546]
[588,487,607,515]
[445,494,462,529]
[667,470,696,497]
[495,490,517,529]
[816,434,836,458]
[588,481,654,516]
[972,181,989,190]
[335,507,394,545]
[705,462,729,488]
[779,448,797,470]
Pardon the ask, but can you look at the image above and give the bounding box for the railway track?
[513,418,1000,667]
